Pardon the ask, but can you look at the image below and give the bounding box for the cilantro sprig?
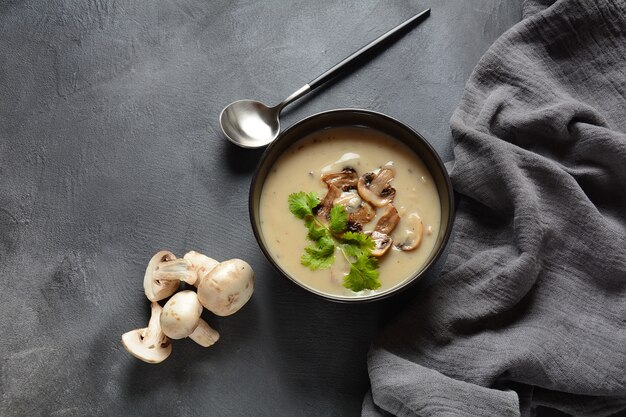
[288,192,381,292]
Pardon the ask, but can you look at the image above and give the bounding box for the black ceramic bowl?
[249,109,454,302]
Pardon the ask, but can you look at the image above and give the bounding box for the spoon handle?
[308,8,430,90]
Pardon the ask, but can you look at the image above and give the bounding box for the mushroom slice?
[121,302,172,364]
[374,204,400,235]
[395,213,423,251]
[321,167,358,191]
[315,185,341,219]
[144,251,183,302]
[347,202,376,231]
[370,231,393,257]
[334,190,376,231]
[183,251,219,287]
[197,259,254,316]
[357,167,396,207]
[160,290,219,347]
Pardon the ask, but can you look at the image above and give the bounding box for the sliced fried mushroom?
[197,259,254,316]
[395,213,424,251]
[315,184,341,219]
[370,231,393,257]
[347,202,376,231]
[321,167,358,191]
[183,251,219,287]
[357,166,396,207]
[160,290,219,347]
[121,302,172,364]
[334,190,376,231]
[144,251,185,301]
[334,189,361,210]
[374,204,400,235]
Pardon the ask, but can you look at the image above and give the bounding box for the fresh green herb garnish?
[287,192,381,292]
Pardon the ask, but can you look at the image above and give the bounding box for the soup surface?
[259,126,441,297]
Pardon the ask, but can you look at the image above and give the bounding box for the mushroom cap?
[197,259,254,316]
[160,290,203,339]
[143,251,180,302]
[121,328,172,364]
[121,302,172,364]
[183,251,219,286]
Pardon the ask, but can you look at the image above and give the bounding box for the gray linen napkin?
[363,0,626,416]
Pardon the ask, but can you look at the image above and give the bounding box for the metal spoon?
[220,8,431,148]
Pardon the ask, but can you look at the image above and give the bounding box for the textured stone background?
[0,1,520,415]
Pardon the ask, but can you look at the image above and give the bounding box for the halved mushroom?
[121,302,172,364]
[374,204,400,235]
[144,251,197,301]
[334,190,376,231]
[395,212,423,251]
[321,167,358,191]
[315,184,341,219]
[197,259,254,316]
[370,231,393,257]
[183,251,219,287]
[143,251,183,301]
[160,290,219,347]
[357,166,396,207]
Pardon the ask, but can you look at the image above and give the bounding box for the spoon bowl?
[220,100,281,148]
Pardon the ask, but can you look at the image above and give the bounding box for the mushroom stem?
[144,251,181,302]
[154,258,196,285]
[189,319,220,347]
[142,302,167,346]
[183,251,219,287]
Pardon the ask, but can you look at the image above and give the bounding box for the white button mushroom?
[143,251,196,301]
[197,259,254,317]
[160,290,219,347]
[121,302,172,364]
[183,251,219,287]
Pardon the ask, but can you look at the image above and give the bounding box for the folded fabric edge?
[367,347,521,417]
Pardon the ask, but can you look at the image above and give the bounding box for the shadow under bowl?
[249,109,454,302]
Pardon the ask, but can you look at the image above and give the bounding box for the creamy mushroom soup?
[259,126,441,297]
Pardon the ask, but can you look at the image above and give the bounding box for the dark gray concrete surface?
[0,1,521,416]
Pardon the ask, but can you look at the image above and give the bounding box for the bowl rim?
[249,108,455,303]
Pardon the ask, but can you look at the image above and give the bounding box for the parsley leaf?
[288,192,320,219]
[289,191,381,291]
[305,217,327,241]
[301,235,335,270]
[329,205,348,233]
[343,254,380,292]
[341,231,376,258]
